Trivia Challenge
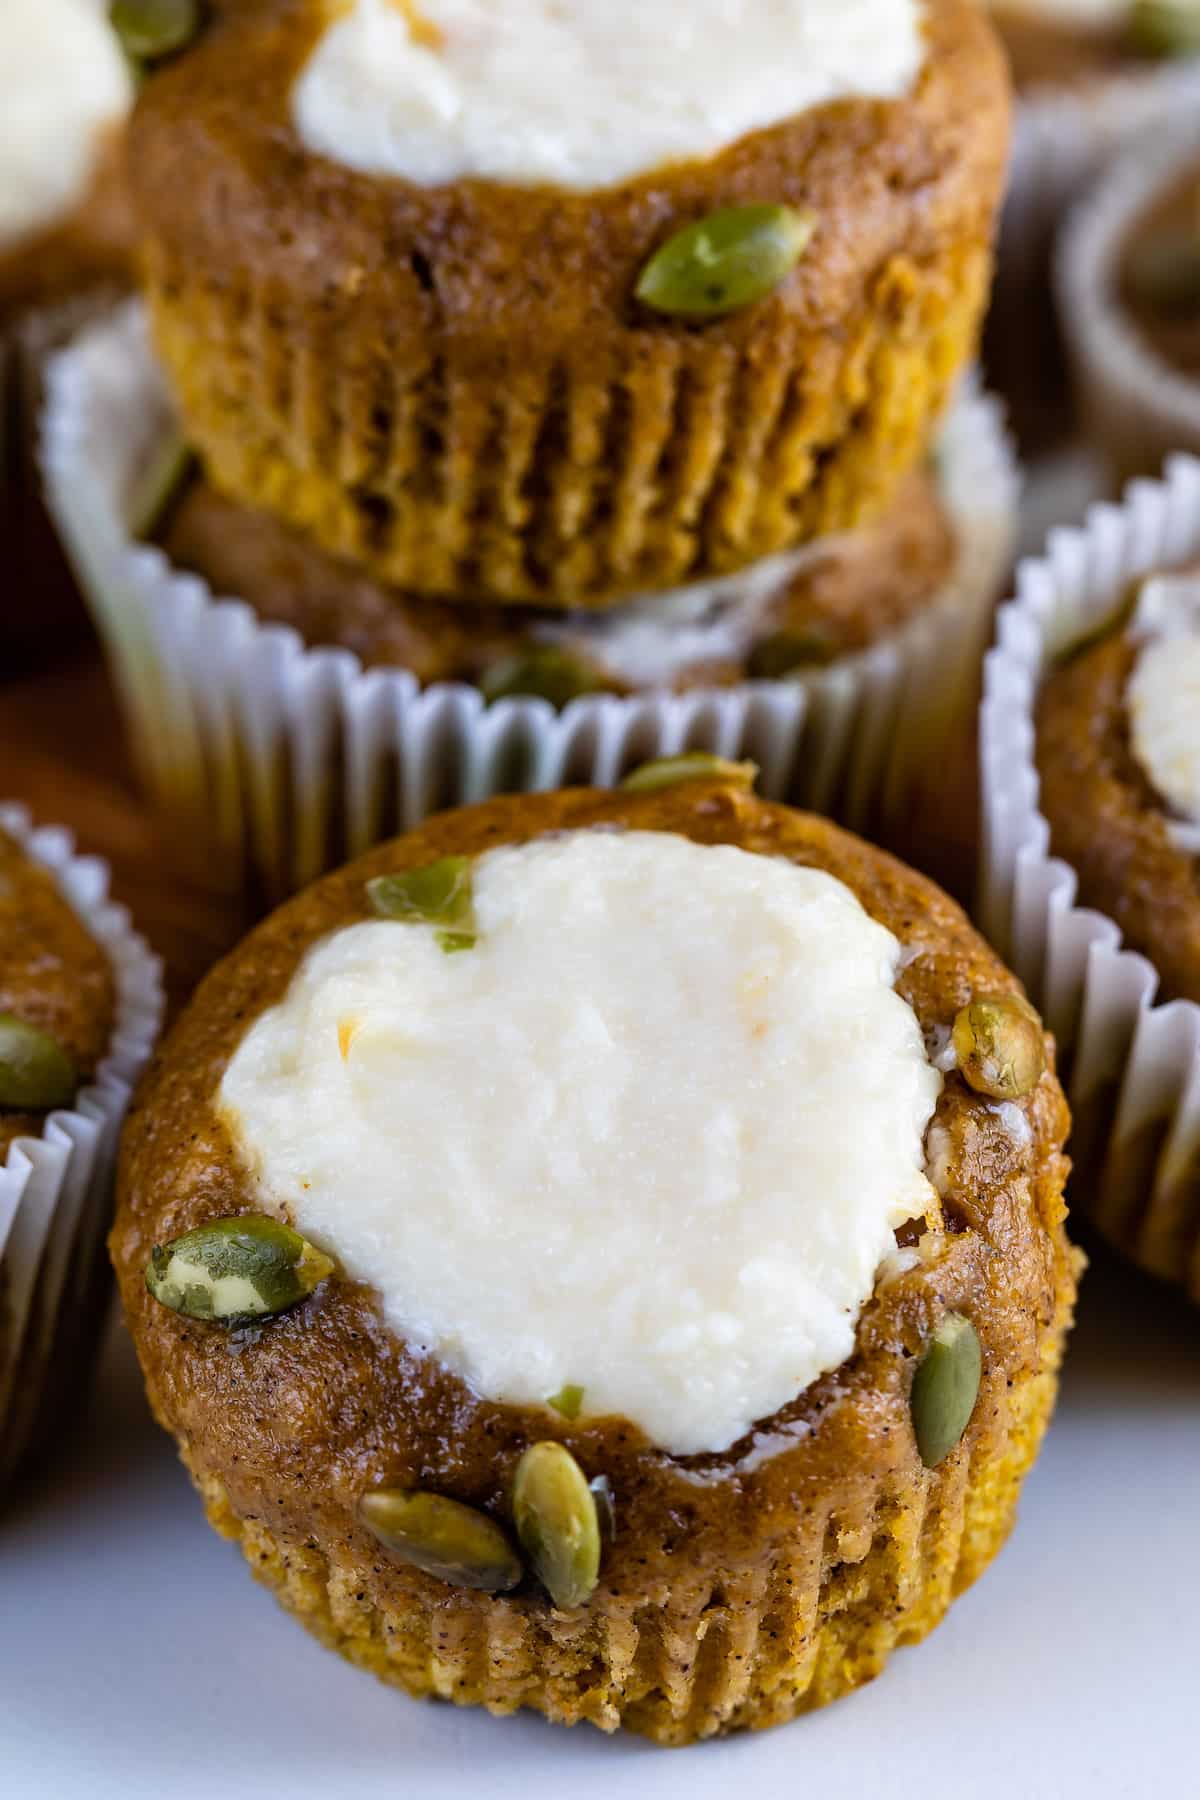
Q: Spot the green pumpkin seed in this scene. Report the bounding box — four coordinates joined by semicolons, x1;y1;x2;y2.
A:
0;1014;78;1112
480;647;607;710
910;1313;982;1469
144;1215;334;1325
747;627;837;678
512;1441;601;1610
367;857;477;954
636;205;815;321
109;0;202;62
1128;0;1200;59
546;1384;585;1421
951;994;1045;1101
620;753;759;794
128;432;194;541
1125;230;1200;318
359;1488;522;1593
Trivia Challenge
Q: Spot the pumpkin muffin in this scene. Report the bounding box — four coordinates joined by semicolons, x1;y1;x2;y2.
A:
1;814;161;1490
1035;564;1200;1295
990;1;1200;92
112;772;1077;1743
1037;570;1200;1007
128;0;1010;609
1;0;137;669
155;460;958;696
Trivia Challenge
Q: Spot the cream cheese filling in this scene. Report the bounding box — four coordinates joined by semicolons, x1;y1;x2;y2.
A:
293;0;928;192
1127;574;1200;854
219;829;942;1455
0;0;133;253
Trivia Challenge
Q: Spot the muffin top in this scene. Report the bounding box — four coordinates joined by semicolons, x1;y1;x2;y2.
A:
0;828;116;1158
293;0;929;191
1037;572;1200;1002
0;0;133;255
114;781;1070;1573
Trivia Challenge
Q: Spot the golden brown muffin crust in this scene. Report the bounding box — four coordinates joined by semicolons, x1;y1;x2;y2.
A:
112;787;1073;1650
0;829;116;1157
129;0;1009;605
1036;624;1200;1004
157;464;958;687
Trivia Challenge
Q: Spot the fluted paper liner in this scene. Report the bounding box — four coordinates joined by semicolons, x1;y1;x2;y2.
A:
1057;110;1200;484
0;807;162;1486
988;63;1200;450
188;1325;1065;1743
43;304;1017;901
981;455;1200;1300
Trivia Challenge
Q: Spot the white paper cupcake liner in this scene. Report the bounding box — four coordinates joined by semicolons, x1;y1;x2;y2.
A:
0;806;162;1486
988;61;1200;449
42;303;1017;902
1056;109;1200;485
981;454;1200;1300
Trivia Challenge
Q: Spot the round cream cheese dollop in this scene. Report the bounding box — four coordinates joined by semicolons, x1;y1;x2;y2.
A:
0;0;134;252
219;830;942;1456
293;0;929;193
1127;574;1200;851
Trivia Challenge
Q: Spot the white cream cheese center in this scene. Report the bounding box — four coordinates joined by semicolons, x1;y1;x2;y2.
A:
1127;574;1200;850
219;830;941;1455
0;0;134;252
293;0;928;192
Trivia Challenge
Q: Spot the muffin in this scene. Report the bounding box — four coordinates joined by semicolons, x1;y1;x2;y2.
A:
1058;112;1200;482
0;0;137;669
112;772;1077;1743
983;3;1200;452
127;0;1010;609
981;453;1200;1303
44;303;1017;898
1;806;162;1490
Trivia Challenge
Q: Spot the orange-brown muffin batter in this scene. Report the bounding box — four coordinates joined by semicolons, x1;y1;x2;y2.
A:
112;783;1076;1743
0;829;115;1158
129;0;1009;608
1037;616;1200;1005
157;464;957;690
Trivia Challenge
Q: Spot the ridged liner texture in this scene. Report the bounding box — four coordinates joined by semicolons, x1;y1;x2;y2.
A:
187;1335;1065;1744
982;455;1200;1301
1056;109;1200;486
0;806;163;1490
985;59;1200;452
42;304;1018;903
141;234;990;609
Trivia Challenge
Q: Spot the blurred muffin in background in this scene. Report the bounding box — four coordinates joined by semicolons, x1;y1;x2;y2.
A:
1;0;136;670
130;0;1010;609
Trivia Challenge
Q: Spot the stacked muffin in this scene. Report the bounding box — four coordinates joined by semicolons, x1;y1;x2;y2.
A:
47;0;1016;892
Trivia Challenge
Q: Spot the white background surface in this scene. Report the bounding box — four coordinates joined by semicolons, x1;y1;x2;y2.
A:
1;1233;1196;1800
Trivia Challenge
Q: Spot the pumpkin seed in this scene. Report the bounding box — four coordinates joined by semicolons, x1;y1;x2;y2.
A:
636;205;815;320
109;0;201;62
1128;0;1200;59
144;1215;334;1324
546;1384;585;1421
910;1313;982;1469
481;647;607;709
0;1014;77;1112
367;857;477;954
512;1441;601;1609
951;994;1045;1101
359;1488;522;1593
620;753;758;794
747;627;837;678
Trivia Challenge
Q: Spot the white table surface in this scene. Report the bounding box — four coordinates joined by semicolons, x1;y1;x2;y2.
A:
1;1234;1196;1800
